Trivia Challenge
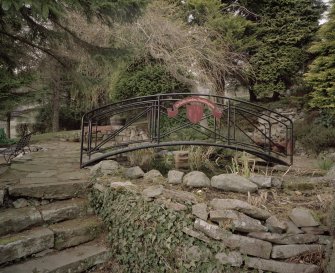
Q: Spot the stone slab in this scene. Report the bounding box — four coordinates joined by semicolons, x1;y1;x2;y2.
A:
0;207;42;236
210;198;271;220
222;234;272;259
0;227;54;264
0;243;109;273
289;208;319;227
211;174;258;193
245;257;320;273
9;181;89;199
271;244;324;259
162;189;197;204
248;232;318;245
39;198;88;224
49;217;103;250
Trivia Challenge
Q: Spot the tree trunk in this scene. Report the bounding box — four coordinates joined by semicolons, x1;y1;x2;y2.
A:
52;87;60;132
6;112;11;139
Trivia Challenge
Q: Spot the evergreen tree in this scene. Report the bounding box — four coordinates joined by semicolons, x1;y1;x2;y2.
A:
0;0;147;131
244;0;325;100
305;0;335;121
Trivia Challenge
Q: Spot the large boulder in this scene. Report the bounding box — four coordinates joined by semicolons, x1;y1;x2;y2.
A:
211;174;258;193
183;171;210;188
90;160;119;175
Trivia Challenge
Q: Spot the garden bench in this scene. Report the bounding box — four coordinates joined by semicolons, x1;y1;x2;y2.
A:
0;132;33;163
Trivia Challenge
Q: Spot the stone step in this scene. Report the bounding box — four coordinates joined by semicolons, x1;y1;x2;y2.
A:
8;181;89;199
0;242;109;273
39;198;89;224
0;227;54;264
0;207;42;236
49;216;103;250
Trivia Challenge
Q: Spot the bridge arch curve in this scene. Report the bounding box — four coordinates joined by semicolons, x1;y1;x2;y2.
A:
80;94;293;168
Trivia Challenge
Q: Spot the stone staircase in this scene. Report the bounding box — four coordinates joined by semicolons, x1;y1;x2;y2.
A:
0;141;109;273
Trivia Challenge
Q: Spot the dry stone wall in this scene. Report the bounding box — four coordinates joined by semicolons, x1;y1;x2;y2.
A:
89;160;332;273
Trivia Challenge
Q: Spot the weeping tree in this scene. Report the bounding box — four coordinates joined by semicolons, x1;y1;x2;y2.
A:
0;0;147;132
111;1;250;99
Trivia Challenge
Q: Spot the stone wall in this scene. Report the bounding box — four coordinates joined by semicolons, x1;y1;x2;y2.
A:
89;161;331;273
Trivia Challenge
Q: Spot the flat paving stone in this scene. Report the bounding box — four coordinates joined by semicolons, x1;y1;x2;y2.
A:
8;181;89;199
39;198;88;224
49;216;103;250
0;243;109;273
26;170;58;178
0;207;42;236
0;227;54;264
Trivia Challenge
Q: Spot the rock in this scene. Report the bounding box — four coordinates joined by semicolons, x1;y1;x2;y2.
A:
90;160;119;175
13;198;29;208
248;232;319;245
210;199;271;220
124;166;144;179
245;257;321;273
284;220;303;234
271;177;283;188
0;227;54;264
318;235;332;245
29;199;41;207
0;207;43;236
167;170;184;184
192;203;208;221
182;227;211;243
222;234;272;259
156;199;187;211
8;181;89;200
183;171;210;188
210;210;267;233
211;174;258;193
144;170;163;182
162;189;197;204
0;243;109;273
0;190;4;206
110;181;135;189
301;226;328;235
271;244;324;259
194;218;230;240
142;185;164;198
289;208;319;227
266;216;286;234
249;175;272;188
49;217;103;250
40;199;88;224
215;251;243;267
26;170;58;178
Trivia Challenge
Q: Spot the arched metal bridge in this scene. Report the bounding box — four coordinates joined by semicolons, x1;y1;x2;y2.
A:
80;93;293;168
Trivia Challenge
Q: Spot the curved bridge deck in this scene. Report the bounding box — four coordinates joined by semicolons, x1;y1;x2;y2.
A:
80;94;293;168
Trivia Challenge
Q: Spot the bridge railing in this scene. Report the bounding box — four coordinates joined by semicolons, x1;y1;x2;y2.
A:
80;93;293;168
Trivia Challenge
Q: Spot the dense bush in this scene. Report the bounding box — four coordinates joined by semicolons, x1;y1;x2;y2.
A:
112;63;190;101
294;122;335;154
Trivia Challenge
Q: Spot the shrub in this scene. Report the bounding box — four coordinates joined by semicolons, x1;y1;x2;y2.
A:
294;122;335;154
112;63;190;101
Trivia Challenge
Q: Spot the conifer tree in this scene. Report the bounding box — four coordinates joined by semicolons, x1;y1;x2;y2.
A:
305;0;335;120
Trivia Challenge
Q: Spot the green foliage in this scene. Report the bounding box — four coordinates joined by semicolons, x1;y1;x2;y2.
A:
90;188;247;273
0;128;16;146
295;121;335;154
112;63;190;101
247;0;325;98
305;0;335;117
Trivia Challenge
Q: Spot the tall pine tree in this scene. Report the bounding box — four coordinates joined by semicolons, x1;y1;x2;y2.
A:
305;0;335;122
